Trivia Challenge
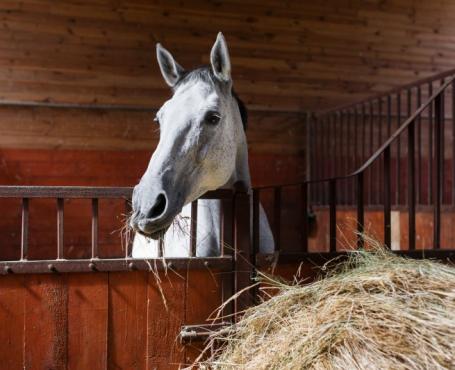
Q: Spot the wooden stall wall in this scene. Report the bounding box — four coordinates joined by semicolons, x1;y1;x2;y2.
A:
0;269;224;369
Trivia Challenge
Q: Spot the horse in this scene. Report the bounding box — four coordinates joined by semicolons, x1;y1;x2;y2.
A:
129;33;274;257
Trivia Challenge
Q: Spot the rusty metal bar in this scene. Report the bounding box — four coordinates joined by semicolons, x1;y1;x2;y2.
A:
384;146;392;249
408;122;416;250
179;323;231;343
368;102;374;205
91;198;99;259
0;257;233;275
252;189;260;302
350;110;355;204
57;198;64;259
417;85;422;204
273;187;282;252
233;191;252;318
329;180;337;252
252;189;260;259
301;183;309;253
124;199;132;258
0;186;233;200
429;82;434;204
396;92;401;205
21;198;29;260
434;94;443;249
362;104;366;194
357;173;364;249
377;98;383;204
453;81;455;205
190;200;198;257
158;237;164;257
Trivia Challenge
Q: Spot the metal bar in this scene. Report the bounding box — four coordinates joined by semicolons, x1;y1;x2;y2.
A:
354;108;358;171
21;198;29;260
252;189;260;261
434;94;442;249
91;198;98;259
408;123;416;250
179;323;231;343
329;180;337;252
384;147;392;249
57;198;64;259
346;110;352;204
190;200;198;257
429;82;434;204
339;111;344;203
0;186;232;200
301;183;309;252
368;102;374;205
377;98;383;204
340;111;348;204
252;189;260;302
273;187;282;251
233;191;252;318
357;173;364;249
124;199;132;258
158;237;164;257
396;92;401;205
362;104;366;186
0;257;233;275
417;85;422;204
453;81;455;205
441;80;446;204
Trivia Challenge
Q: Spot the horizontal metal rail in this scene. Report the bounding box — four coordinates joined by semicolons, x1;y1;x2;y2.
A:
0;186;235;199
0;257;232;275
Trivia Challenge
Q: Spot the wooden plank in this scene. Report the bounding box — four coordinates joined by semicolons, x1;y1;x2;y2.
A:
107;271;148;370
0;275;25;369
23;274;68;370
145;269;186;369
184;269;223;366
67;273;108;370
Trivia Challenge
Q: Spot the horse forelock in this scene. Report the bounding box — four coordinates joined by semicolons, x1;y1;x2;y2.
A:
172;66;247;130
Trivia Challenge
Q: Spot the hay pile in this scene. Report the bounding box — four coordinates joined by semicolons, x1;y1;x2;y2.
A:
199;248;455;369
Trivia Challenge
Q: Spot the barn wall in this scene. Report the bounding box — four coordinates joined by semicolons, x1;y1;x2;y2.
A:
0;264;310;370
0;1;454;111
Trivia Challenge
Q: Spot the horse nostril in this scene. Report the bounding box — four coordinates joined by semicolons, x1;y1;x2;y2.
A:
146;193;167;219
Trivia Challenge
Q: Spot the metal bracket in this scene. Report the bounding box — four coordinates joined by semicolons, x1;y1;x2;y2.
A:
179;322;231;343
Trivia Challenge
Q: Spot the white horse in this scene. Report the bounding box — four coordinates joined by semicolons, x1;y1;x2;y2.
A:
130;33;274;257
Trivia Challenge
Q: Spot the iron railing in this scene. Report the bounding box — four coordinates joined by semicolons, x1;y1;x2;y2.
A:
303;74;455;251
309;68;455;207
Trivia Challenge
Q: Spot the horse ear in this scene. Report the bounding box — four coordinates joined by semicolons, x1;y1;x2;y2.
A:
156;43;185;87
210;32;231;82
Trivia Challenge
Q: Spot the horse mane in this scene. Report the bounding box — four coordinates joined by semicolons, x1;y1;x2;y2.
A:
173;66;248;130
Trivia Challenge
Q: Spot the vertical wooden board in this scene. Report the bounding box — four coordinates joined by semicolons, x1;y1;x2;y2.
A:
184;269;223;366
67;273;108;370
0;275;24;369
23;274;68;370
108;271;148;370
146;269;186;370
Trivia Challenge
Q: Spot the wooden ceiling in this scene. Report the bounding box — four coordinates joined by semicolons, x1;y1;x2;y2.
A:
0;0;454;113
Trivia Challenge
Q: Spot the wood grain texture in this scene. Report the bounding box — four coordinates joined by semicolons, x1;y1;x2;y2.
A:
67;273;108;370
23;274;68;370
108;271;148;370
0;1;451;112
0;275;25;370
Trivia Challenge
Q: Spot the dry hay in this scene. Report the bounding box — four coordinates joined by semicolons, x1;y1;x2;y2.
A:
198;244;455;369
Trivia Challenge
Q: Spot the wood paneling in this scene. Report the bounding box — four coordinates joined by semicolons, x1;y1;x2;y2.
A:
0;106;304;154
0;1;451;112
0;269;234;370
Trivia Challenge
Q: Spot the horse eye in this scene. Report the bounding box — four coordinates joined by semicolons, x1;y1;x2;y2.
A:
204;111;221;125
153;116;160;125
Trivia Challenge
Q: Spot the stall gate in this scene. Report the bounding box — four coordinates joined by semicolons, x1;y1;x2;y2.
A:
1;69;455;369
